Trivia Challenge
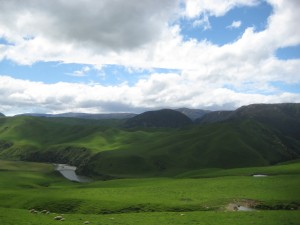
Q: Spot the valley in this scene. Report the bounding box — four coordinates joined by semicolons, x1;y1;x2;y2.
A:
0;103;299;224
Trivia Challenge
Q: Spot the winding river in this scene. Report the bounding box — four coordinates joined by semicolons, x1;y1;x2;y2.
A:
54;164;91;182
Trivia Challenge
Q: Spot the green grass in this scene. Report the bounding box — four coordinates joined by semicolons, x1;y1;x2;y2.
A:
0;160;299;225
176;159;300;178
0;159;53;171
1;207;300;225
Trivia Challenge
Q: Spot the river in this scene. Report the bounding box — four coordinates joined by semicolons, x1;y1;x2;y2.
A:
54;164;91;182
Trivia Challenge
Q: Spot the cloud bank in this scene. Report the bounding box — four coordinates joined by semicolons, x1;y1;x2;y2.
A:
1;74;299;116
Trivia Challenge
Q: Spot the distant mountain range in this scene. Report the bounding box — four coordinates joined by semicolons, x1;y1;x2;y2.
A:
5;108;210;121
17;112;137;120
2;104;299;124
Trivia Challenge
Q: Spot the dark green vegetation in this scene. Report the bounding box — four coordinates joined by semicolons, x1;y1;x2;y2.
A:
175;108;211;121
197;103;300;135
0;160;300;225
0;103;299;178
124;108;193;128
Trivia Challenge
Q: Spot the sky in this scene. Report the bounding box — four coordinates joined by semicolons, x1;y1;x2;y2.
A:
0;0;299;116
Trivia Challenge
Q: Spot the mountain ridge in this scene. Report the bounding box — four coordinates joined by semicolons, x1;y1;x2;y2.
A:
15;108;209;121
16;112;137;120
174;108;210;121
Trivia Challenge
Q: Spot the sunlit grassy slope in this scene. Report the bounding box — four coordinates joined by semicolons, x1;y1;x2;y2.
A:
0;115;299;177
0;160;299;225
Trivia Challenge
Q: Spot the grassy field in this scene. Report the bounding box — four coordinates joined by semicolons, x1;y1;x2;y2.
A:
1;207;300;225
0;160;299;224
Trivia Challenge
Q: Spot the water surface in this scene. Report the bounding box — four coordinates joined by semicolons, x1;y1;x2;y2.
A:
54;164;91;182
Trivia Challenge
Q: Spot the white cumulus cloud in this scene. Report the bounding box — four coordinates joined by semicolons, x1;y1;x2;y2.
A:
68;66;91;77
192;13;212;30
1;73;299;116
227;20;242;29
0;0;178;52
183;0;259;18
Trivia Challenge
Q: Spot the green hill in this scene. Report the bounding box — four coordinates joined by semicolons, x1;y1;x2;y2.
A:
196;103;300;142
233;103;300;139
1;106;299;178
82;119;299;177
197;104;300;137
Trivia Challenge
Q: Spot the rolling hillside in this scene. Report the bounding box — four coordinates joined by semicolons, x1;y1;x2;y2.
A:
197;103;300;134
83;119;300;177
0;104;299;178
196;103;300;149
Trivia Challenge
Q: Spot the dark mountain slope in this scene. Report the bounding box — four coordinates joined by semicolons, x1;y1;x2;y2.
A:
196;103;300;138
175;108;210;120
195;110;233;124
233;103;300;139
195;103;300;166
124;109;193;128
197;103;300;122
234;103;300;119
0;113;5;118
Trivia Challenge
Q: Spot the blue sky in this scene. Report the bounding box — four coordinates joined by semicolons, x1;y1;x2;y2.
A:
276;45;300;60
0;0;299;115
179;0;273;45
0;60;180;86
